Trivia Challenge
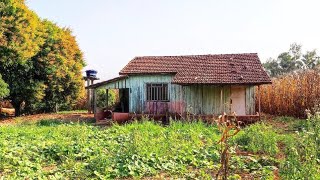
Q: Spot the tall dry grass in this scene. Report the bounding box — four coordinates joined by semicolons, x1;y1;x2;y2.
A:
257;70;320;118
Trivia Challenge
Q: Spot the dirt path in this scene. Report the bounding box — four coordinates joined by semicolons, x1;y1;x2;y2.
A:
0;112;95;125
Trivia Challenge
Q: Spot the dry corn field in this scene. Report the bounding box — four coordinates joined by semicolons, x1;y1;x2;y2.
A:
257;70;320;118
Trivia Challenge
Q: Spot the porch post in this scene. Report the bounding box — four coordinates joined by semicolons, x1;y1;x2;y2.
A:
258;85;261;121
87;81;91;113
220;87;224;114
106;89;109;108
93;89;97;117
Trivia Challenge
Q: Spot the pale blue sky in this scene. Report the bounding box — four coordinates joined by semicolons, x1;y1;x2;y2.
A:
26;0;320;81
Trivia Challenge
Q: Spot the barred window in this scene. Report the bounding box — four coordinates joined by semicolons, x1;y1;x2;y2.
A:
146;83;169;101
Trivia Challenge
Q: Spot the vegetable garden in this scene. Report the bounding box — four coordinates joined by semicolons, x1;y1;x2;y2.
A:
1;116;319;179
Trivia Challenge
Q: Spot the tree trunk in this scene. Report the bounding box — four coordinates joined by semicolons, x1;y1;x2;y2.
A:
12;100;22;116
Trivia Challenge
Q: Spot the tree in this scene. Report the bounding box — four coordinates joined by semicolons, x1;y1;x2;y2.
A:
263;43;319;77
263;58;282;77
0;0;45;62
0;0;46;115
31;21;85;112
302;50;320;69
0;74;9;99
0;0;85;115
278;52;296;73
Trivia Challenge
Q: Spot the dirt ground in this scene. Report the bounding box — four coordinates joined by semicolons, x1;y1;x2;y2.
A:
0;112;95;125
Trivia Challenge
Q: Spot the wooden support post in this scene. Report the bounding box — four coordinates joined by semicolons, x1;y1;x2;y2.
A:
220;87;224;114
106;89;109;108
93;89;97;116
258;85;261;121
87;80;91;114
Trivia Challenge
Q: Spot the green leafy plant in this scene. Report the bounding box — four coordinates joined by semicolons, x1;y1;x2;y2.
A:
234;123;279;156
0;74;9;99
280;113;320;179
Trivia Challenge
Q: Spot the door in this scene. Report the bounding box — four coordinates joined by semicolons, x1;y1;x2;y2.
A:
119;88;129;113
230;86;246;115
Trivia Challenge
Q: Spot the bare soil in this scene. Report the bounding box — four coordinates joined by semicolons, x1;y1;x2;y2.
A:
0;112;94;125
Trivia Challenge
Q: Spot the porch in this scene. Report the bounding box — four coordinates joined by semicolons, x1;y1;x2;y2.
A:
89;75;263;125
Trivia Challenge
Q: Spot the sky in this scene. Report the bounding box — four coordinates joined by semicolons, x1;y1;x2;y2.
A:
26;0;320;81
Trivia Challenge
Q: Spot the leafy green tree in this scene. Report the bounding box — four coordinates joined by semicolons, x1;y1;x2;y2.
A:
0;74;9;99
278;52;297;73
0;0;46;115
263;43;319;77
302;50;320;69
31;21;85;112
289;43;302;61
0;0;85;115
0;0;45;62
263;58;282;77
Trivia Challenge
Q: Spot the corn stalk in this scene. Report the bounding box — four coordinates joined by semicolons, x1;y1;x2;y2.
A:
257;70;320;118
215;112;241;180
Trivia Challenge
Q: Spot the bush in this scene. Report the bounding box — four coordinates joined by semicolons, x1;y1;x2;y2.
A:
233;123;279;156
96;88;118;108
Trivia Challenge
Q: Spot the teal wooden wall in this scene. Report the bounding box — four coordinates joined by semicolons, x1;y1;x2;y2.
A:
183;85;231;115
96;75;255;115
245;86;255;115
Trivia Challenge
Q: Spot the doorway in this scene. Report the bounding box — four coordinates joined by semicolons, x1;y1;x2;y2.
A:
230;86;246;115
118;88;129;113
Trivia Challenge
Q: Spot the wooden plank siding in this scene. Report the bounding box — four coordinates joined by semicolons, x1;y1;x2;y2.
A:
245;86;255;115
96;75;256;115
183;85;231;115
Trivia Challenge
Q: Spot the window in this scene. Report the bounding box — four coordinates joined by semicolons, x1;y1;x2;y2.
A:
146;83;169;101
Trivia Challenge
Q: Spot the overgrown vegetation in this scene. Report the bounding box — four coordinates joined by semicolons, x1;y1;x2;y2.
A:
1;116;319;179
258;70;320;118
279;113;320;179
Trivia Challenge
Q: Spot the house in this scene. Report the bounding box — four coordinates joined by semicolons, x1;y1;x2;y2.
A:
87;53;271;122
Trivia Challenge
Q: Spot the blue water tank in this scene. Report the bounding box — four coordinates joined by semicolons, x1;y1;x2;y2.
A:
86;70;97;78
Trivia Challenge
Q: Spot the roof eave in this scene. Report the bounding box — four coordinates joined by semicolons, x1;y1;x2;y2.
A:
86;76;128;89
172;81;272;86
119;72;177;76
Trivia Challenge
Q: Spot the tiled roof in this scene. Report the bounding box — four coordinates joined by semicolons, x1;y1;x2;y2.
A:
119;53;271;85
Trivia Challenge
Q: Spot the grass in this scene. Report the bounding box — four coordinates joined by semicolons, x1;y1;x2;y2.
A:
57;110;87;114
0;116;319;179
